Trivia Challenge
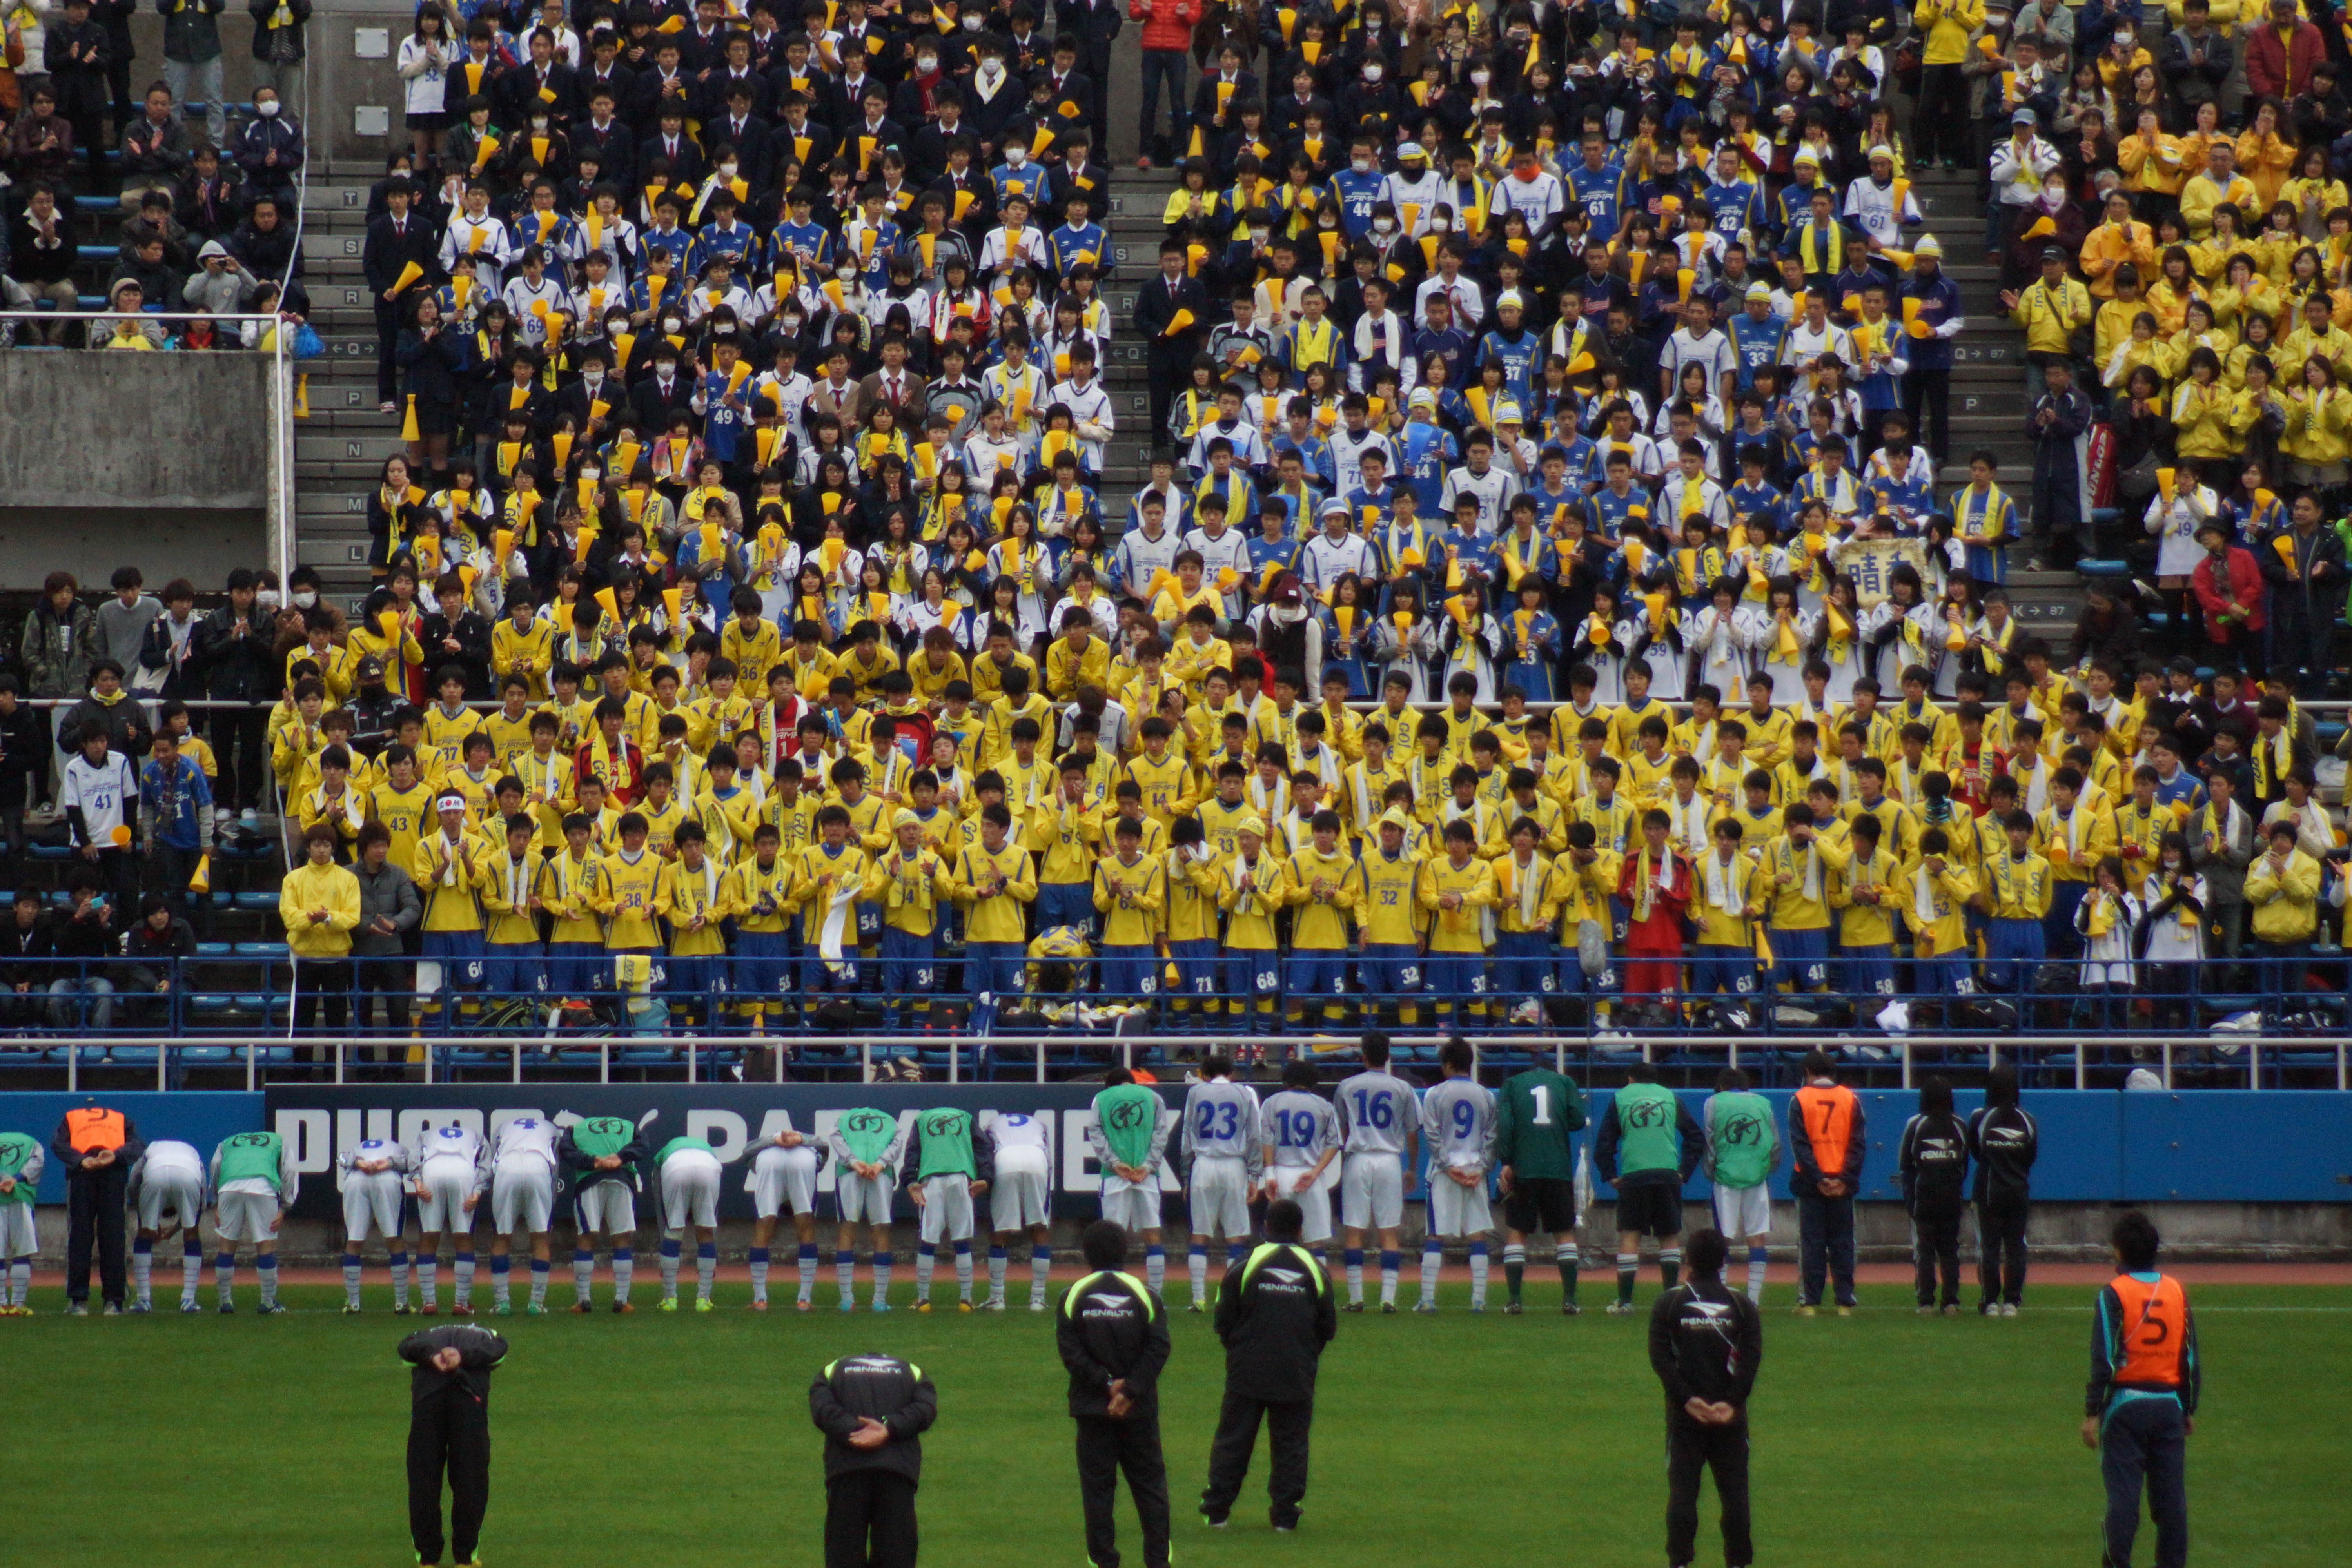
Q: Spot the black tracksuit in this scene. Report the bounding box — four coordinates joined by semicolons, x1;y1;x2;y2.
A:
809;1353;937;1568
1897;1111;1971;1308
51;1109;145;1307
1965;1103;2039;1308
399;1324;508;1566
1202;1241;1337;1529
1648;1275;1764;1568
1057;1269;1173;1568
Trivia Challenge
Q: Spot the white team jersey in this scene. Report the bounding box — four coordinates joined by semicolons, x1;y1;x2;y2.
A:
1421;1078;1498;1172
338;1138;412;1181
1335;1071;1420;1156
1260;1090;1339;1170
138;1139;206;1182
415;1122;486;1175
981;1111;1051;1165
491;1116;559;1173
1181;1078;1262;1164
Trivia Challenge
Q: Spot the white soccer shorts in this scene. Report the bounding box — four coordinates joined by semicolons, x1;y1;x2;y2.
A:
0;1205;34;1256
1340;1152;1405;1231
491;1163;555;1234
661;1150;723;1231
342;1170;406;1243
1712;1183;1773;1240
212;1191;282;1245
136;1172;205;1233
837;1172;896;1227
748;1143;819;1220
1187;1154;1250;1239
575;1182;638;1236
917;1173;975;1245
416;1157;477;1233
989;1152;1051;1232
1426;1170;1494;1238
1099;1179;1161;1233
1267;1167;1333;1243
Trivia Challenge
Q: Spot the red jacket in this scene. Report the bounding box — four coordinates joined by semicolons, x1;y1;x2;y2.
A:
1128;0;1199;53
2190;545;2265;643
2247;19;2326;100
1615;845;1691;949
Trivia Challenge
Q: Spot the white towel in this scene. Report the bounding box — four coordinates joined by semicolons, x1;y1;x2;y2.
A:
817;876;860;971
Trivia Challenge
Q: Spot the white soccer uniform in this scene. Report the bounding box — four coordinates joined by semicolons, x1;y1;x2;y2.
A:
1260;1088;1341;1244
487;1117;559;1233
828;1112;907;1226
1420;1077;1498;1237
916;1174;974;1245
748;1127;823;1220
1335;1070;1419;1230
338;1138;412;1243
1086;1097;1173;1233
129;1139;208;1232
981;1111;1051;1231
209;1138;299;1244
413;1123;487;1232
575;1179;637;1235
661;1145;724;1230
1180;1078;1261;1239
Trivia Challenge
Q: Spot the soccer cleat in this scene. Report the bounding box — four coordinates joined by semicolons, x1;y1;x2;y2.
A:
612;1301;634;1314
694;1298;712;1313
796;1300;813;1312
749;1299;770;1312
1794;1305;1817;1317
1029;1301;1046;1312
1604;1301;1634;1316
1917;1305;1935;1316
570;1301;593;1314
1836;1305;1854;1318
420;1302;439;1316
494;1303;512;1316
1562;1302;1583;1316
659;1297;677;1313
1341;1301;1363;1313
257;1301;285;1315
1200;1512;1229;1529
130;1303;152;1314
1186;1302;1203;1314
103;1303;123;1316
216;1303;234;1315
2000;1303;2020;1318
1380;1303;1397;1314
983;1298;1005;1312
451;1303;474;1318
958;1300;972;1312
837;1297;855;1313
1414;1302;1437;1314
344;1304;365;1315
524;1303;546;1316
1468;1305;1486;1315
393;1305;413;1316
1503;1302;1523;1316
1940;1304;1962;1316
180;1300;200;1314
872;1301;891;1313
917;1301;933;1313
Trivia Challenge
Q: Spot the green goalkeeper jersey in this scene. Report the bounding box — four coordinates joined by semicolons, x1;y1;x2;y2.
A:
915;1109;976;1180
1093;1083;1162;1173
571;1116;636;1159
215;1131;287;1191
836;1108;900;1167
0;1132;37;1205
1494;1069;1588;1181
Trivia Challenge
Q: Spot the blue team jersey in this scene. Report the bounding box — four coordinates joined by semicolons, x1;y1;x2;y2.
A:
699;368;747;461
1567;164;1625;244
1330;168;1387;238
1398;422;1458;512
1477;328;1541;403
1728;312;1789;391
1704;180;1760;241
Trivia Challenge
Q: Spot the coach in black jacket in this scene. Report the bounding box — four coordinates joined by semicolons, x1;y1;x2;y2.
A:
399;1323;509;1568
810;1352;938;1568
1059;1220;1172;1568
1648;1228;1763;1568
1201;1199;1336;1532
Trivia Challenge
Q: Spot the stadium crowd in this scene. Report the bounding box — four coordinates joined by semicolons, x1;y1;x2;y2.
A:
6;0;2352;1040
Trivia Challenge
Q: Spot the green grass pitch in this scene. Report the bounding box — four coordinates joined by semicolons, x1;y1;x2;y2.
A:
10;1279;2347;1566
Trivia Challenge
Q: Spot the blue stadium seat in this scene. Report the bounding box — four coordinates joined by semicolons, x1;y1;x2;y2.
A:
232;891;281;912
233;941;290;959
2075;559;2132;578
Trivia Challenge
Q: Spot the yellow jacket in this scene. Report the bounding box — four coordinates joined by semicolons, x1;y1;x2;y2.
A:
480;845;544;946
2235;130;2297;208
2082;220;2161;298
2009;277;2093;355
866;843;956;938
410;829;491;933
280;860;362;957
1913;0;1984;65
1279;846;1360;946
1489;850;1558;937
2178;171;2260;240
1044;635;1111;701
952;838;1038;943
2274;322;2352;390
2245;845;2323;940
1688;848;1759;947
1417;852;1498;952
1828;848;1902;947
1896;857;1977;955
2169;379;2238;459
2282;384;2352;463
2037;802;2117;883
2116;131;2186;196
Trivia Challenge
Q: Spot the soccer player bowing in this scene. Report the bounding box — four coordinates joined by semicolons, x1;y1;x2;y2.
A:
1058;1220;1174;1568
1649;1228;1764;1568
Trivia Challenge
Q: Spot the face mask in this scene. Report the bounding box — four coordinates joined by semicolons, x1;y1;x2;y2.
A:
583;367;605;385
1363;63;1384;81
1470;69;1490;85
916;55;937;71
1252;226;1270;243
656;359;679;376
256;590;281;612
964;12;982;26
293;590;317;609
719;160;739;178
784;313;804;332
1351;156;1373;173
532;116;550;131
581;468;602;485
1372;218;1395;235
837;264;858;280
258;100;281;118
